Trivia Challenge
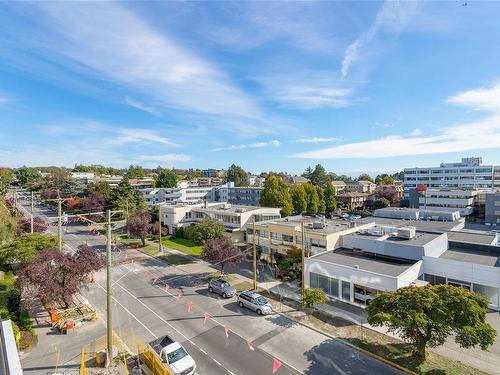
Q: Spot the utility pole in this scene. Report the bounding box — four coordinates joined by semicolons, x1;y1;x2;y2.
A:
158;205;162;253
125;199;130;236
105;210;113;368
252;216;257;291
301;222;305;294
57;192;62;252
30;191;34;234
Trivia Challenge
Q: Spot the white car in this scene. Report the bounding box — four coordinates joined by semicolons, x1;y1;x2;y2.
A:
151;335;196;375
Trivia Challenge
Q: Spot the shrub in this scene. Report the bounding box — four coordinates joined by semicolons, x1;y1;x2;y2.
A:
301;288;327;308
175;226;184;238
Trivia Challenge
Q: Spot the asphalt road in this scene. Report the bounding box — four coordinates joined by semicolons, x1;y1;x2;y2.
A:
17;195;404;375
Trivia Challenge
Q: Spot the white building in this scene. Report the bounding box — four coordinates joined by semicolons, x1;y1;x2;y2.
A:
419;189;478;216
404;157;500;198
140;180;216;206
160;202;281;243
305;223;500;310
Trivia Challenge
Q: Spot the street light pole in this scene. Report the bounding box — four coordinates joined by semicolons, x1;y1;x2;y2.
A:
30;191;34;234
252;216;257;291
57;192;62;252
158;205;162;253
301;222;305;294
105;209;113;368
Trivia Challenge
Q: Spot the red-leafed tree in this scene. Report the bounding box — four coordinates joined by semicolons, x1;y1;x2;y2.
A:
127;209;152;246
374;189;402;205
16;216;47;235
16;244;104;308
77;192;105;213
201;237;244;273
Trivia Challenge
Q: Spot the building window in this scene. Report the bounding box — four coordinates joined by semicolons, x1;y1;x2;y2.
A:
473;284;499;308
341;281;351;302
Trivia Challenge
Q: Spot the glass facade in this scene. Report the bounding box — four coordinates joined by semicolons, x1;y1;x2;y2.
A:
341;280;351;302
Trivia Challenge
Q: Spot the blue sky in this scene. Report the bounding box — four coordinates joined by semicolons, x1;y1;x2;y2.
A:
1;1;500;176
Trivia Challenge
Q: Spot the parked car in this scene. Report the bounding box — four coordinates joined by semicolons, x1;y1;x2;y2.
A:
237;290;273;315
150;335;196;375
208;278;236;298
354;287;376;304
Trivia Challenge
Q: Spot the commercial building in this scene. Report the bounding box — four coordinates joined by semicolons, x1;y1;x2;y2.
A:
417;189;479;216
141;181;215;206
485;191;500;226
373;207;462;222
305;224;500;310
404;157;500;198
160;203;281;243
246;216;374;262
196;177;223;187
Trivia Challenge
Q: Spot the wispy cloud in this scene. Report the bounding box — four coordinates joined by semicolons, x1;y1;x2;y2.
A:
138;154;191;163
410;128;422;136
0;92;20;106
124;97;161;117
341;1;418;79
8;2;259;119
209;139;281;152
295;82;500;159
109;128;179;147
295;137;338;143
272;85;353;109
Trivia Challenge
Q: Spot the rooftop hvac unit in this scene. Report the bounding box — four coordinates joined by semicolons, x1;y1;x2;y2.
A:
222;203;232;209
313;222;325;229
306;223;314;229
397;226;416;239
235;208;247;213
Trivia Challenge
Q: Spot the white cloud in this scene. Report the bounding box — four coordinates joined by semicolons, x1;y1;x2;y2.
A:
272;85;353;109
20;2;259;118
295;82;500;159
296;137;338;143
124;97;161;116
410;128;422;136
138;154;191;163
383;122;394;128
341;1;418;78
209;139;281;152
109;128;179;147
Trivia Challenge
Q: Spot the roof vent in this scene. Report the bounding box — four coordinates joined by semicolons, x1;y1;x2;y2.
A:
354;265;359;269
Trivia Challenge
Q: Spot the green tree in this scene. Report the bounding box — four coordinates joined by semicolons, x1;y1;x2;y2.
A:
375;174;395;185
309;164;328;187
226;164;250;187
0;169;13;196
303;183;319;215
154;168;178;188
301;288;327;308
83;181;112;200
14;167;40;187
0;233;57;265
191;217;224;245
316;186;326;213
324;181;337;213
367;285;496;359
358;173;374;183
186;169;202;181
373;198;390;209
124;165;146;179
0;202;17;245
291;184;307;215
302;166;313;179
108;177;145;213
259;175;293;216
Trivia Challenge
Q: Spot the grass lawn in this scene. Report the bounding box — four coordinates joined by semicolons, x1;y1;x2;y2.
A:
116;234;159;256
157;254;192;266
206;272;238;283
160;236;203;256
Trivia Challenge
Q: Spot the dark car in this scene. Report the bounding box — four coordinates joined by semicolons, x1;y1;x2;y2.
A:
208;278;236;298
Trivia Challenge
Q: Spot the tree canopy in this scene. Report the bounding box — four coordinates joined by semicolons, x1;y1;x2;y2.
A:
83;181;112;200
291;184;307;215
14;167;40;187
259;175;293;216
188;217;224;245
373;198;390;210
367;285;496;359
127;209;153;246
201;237;243;273
375;174;395;185
324;181;337;213
0;202;17;245
309;164;328;187
226;164;250;187
124;165;146;179
0;233;58;265
358;173;374;183
303;183;319;215
0;169;13;196
154;168;178;188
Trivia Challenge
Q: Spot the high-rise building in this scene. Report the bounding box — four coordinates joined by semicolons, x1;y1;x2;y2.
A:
404;157;500;198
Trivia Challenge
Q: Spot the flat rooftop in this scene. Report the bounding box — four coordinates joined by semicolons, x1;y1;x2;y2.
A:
312;248;416;277
354;216;463;233
255;216;354;234
447;231;497;246
347;230;442;247
196;204;272;213
440;248;500;267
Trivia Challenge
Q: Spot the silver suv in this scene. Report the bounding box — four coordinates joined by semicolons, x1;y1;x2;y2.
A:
237;290;272;315
208;278;236;298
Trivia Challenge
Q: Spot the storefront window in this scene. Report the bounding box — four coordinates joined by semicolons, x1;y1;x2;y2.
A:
473;284;499;307
341;281;350;302
329;278;339;298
